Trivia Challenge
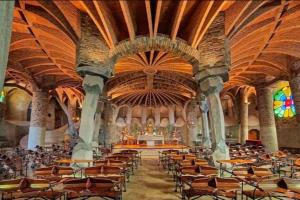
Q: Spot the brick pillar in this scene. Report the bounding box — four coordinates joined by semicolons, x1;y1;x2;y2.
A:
256;87;278;152
28;90;48;150
290;75;300;123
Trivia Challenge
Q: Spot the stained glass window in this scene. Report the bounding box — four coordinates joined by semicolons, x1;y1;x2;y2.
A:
274;86;296;118
0;91;5;103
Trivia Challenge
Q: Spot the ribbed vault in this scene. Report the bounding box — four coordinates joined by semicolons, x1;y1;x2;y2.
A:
106;51;197;106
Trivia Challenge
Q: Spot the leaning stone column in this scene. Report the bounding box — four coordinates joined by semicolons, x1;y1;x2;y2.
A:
199;94;212;148
256;87;278;152
200;76;230;163
92;100;105;147
28;89;48;150
240;87;249;144
0;1;14;89
72;74;104;161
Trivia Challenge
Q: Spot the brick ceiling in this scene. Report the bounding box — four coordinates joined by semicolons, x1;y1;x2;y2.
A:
6;0;300;106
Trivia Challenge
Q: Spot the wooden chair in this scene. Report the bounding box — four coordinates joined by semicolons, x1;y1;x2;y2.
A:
242;178;296;199
85;165;126;192
0;178;63;200
182;177;240;200
62;177;122;200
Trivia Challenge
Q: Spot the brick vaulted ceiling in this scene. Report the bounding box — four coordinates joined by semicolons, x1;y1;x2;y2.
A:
6;0;300;106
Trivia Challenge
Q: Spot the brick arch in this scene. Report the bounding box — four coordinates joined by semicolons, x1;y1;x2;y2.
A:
107;35;202;70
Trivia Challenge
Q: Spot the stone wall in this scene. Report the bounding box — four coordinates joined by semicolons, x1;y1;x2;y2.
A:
276;118;300;148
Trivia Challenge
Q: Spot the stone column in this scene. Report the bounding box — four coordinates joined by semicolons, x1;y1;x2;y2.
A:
256;87;278;152
72;74;104;161
68;98;77;120
199;94;211;148
290;75;300;123
92;100;104;147
0;1;14;89
200;76;230;163
168;105;175;127
28;90;48;150
46;99;56;130
240;87;249;144
187;101;198;148
154;107;160;128
126;106;132;126
141;106;147;127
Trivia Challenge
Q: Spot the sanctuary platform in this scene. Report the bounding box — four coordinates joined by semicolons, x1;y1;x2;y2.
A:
112;144;190;157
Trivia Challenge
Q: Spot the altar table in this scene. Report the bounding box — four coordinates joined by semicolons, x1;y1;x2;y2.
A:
137;135;164;146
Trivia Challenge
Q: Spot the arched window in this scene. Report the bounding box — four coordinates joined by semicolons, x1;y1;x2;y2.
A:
274;86;296;118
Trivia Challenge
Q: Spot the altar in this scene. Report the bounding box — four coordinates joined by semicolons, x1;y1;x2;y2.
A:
137;135;164;146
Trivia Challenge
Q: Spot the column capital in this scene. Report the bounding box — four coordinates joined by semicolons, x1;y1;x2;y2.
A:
199;76;224;96
77;62;113;81
82;74;104;94
194;66;229;83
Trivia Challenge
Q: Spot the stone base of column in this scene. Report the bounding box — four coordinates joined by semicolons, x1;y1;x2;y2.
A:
212;143;230;167
72;142;93;168
28;126;45;150
260;126;278;152
202;136;212;149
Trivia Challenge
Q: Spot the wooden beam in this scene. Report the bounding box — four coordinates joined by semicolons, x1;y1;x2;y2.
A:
80;1;112;48
119;0;136;40
93;1;118;46
145;0;153;37
153;0;162;37
188;1;214;47
171;0;187;40
195;0;228;48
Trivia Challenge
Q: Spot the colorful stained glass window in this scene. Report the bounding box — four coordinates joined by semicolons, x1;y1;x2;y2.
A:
0;91;5;103
274;86;296;118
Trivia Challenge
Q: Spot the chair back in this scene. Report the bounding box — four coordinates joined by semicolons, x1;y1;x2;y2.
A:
252;166;273;177
0;178;22;192
200;166;218;176
194;159;209;166
181;166;200;175
191;177;210;188
215;177;240;191
257;179;280;192
57;166;74;176
34;166;57;177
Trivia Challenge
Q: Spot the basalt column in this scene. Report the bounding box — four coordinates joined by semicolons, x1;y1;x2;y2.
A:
199;94;211;149
72;74;104;161
256;87;278;152
0;1;14;89
200;76;230;163
28;90;48;150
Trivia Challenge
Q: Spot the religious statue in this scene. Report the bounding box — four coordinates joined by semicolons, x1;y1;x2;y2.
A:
121;128;135;145
147;121;154;135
